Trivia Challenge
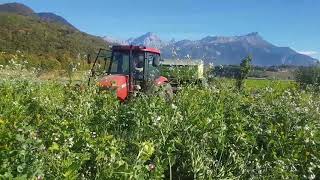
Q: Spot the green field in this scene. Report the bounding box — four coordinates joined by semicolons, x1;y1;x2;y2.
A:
0;69;320;179
208;78;297;92
246;79;296;90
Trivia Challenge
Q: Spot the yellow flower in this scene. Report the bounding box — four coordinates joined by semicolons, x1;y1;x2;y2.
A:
0;118;5;125
139;141;155;161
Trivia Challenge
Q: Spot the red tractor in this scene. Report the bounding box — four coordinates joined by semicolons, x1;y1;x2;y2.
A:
88;45;173;101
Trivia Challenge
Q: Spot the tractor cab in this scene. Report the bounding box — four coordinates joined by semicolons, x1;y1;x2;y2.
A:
88;45;171;101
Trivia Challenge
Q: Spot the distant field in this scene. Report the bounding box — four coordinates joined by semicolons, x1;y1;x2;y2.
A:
209;78;297;91
246;79;297;90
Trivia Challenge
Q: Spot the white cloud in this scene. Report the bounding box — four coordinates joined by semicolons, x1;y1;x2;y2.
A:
298;51;318;56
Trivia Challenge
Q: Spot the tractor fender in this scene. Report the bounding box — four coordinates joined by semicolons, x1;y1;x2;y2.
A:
98;75;129;101
154;76;169;86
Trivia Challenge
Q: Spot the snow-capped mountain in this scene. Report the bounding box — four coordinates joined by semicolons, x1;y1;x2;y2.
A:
102;32;318;66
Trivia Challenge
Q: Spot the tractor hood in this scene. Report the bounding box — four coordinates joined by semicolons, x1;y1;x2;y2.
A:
97;74;129;101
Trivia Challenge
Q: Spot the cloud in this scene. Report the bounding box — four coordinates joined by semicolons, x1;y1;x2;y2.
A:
298;51;318;56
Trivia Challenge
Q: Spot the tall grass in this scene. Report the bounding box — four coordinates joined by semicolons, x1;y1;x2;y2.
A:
1;72;319;179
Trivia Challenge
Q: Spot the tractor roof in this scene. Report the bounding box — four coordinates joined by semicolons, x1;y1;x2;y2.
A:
112;45;160;54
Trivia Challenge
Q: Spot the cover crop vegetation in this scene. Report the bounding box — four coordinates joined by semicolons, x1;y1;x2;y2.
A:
0;67;320;179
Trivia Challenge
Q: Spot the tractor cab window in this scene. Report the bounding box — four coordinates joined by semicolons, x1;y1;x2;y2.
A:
109;51;130;74
133;52;145;79
147;53;160;80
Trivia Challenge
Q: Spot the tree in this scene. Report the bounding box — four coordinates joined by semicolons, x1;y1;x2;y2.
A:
236;56;252;91
295;63;320;89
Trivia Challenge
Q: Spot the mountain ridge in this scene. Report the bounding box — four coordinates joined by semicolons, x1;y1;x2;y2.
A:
0;2;34;16
0;3;76;29
37;12;77;30
103;32;317;66
104;32;167;49
128;32;167;49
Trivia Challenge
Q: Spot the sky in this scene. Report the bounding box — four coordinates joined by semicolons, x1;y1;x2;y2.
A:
1;0;320;59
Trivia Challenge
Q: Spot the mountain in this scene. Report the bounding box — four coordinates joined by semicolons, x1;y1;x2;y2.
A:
0;2;34;16
127;32;167;49
0;3;77;29
161;32;317;66
103;32;167;49
104;32;316;66
37;12;77;30
0;2;106;70
103;36;128;45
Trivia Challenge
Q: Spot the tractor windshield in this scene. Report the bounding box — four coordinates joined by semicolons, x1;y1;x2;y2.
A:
108;50;144;75
109;51;130;74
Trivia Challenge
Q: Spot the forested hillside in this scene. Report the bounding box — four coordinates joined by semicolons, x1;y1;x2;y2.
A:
0;4;107;70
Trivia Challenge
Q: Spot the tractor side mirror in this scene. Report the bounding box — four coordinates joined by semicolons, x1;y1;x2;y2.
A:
87;54;92;64
152;56;160;67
